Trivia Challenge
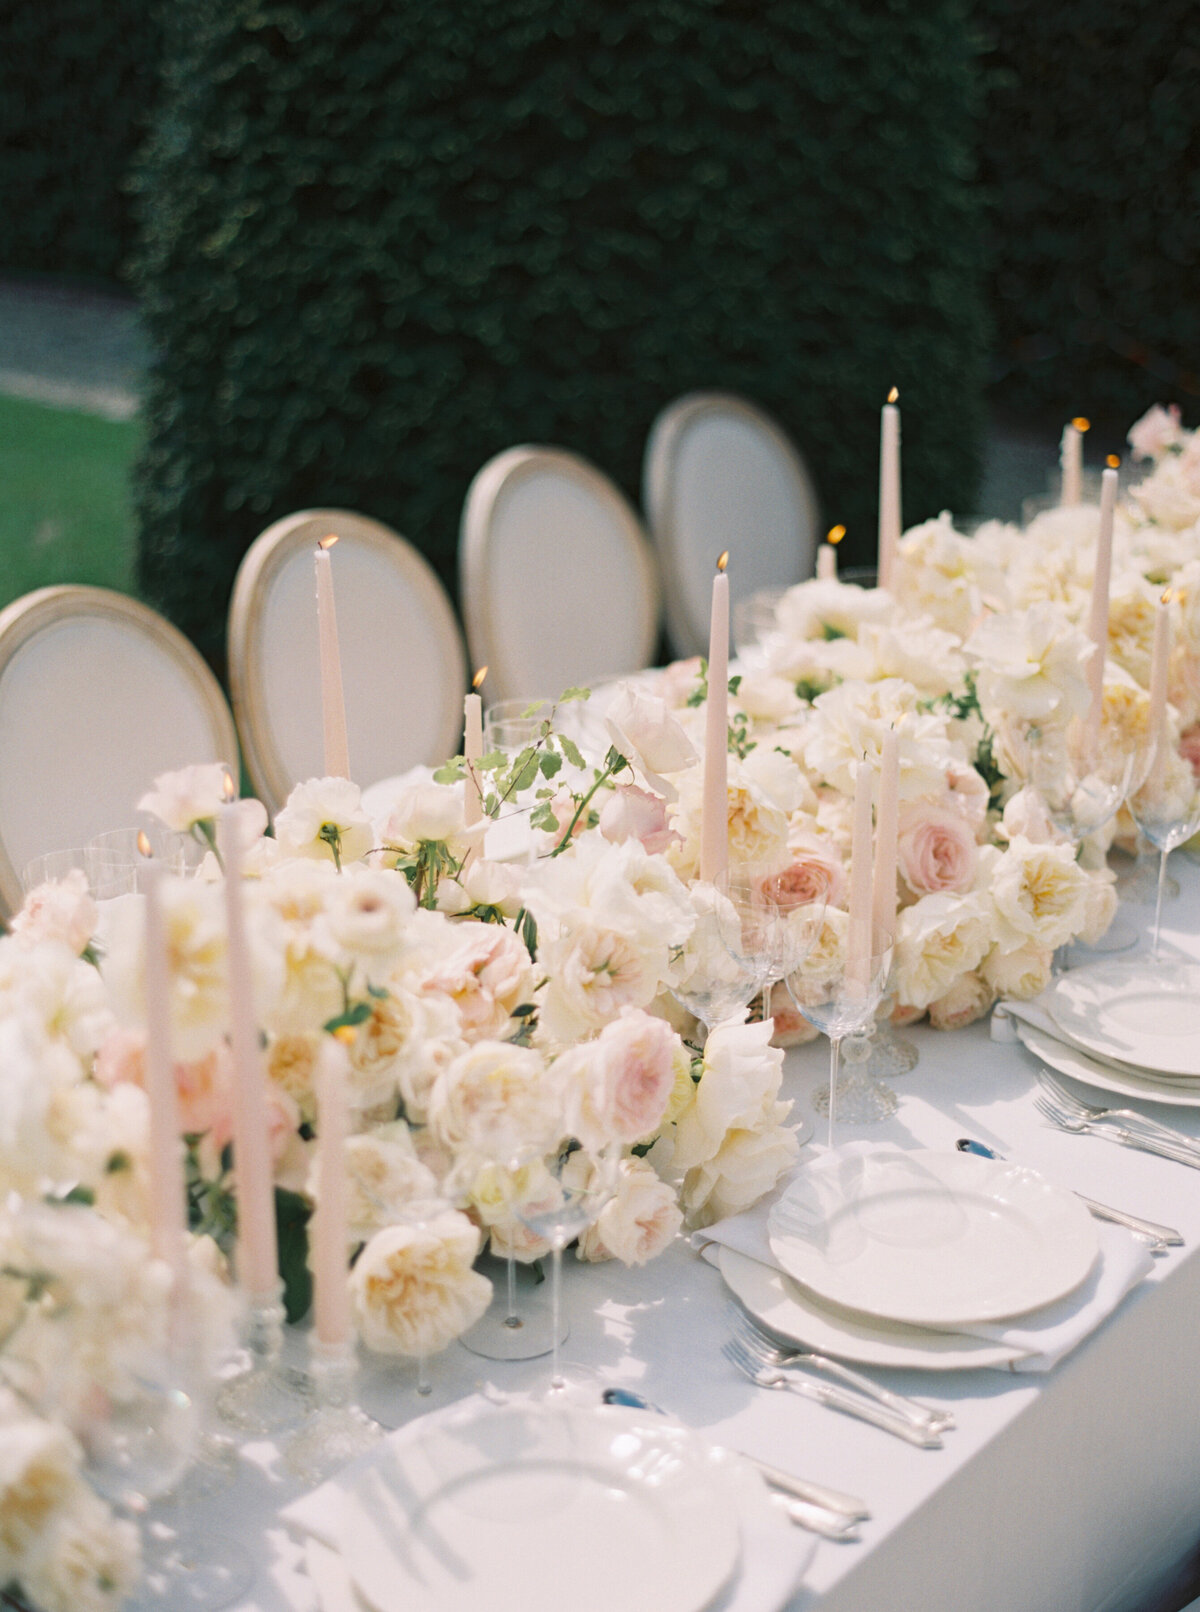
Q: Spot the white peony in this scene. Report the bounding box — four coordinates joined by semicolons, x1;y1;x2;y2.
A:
678;1119;799;1229
669;1018;787;1172
965;602;1094;724
986;837;1096;953
802;679;957;802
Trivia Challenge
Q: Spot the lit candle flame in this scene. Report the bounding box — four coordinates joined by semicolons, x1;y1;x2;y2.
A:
317;534;339;551
1106;453;1120;469
716;551;729;573
222;769;236;802
887;387;899;404
472;666;488;690
827;524;846;547
1072;416;1090;433
1162;587;1173;606
136;830;153;859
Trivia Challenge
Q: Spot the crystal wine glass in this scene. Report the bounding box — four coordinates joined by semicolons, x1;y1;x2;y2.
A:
670;882;764;1038
514;1144;620;1400
787;920;895;1141
1129;729;1200;959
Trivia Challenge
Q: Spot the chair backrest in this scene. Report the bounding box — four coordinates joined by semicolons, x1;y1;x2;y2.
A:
643;392;821;657
460;446;660;704
0;586;239;916
228;509;467;814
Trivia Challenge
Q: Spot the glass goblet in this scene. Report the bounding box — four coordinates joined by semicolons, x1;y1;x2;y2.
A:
670;882;763;1038
1129;733;1200;960
514;1144;620;1400
787;922;895;1141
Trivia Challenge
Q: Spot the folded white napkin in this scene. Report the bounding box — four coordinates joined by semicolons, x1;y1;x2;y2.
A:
695;1148;1153;1373
282;1391;810;1612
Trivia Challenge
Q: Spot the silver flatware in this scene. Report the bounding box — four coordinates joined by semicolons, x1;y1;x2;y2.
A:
1034;1092;1200;1170
955;1138;1182;1253
721;1336;944;1449
600;1386;867;1538
728;1304;955;1432
1037;1070;1200;1164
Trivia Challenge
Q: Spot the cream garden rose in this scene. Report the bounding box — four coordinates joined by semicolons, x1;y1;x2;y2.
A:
350;1208;491;1356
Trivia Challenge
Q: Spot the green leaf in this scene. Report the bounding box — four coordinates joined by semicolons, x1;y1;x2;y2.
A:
558;686;590;703
323;1000;373;1033
558;735;586;769
539;749;563;779
520;700;547;718
728;674;742;695
522;909;538;959
275;1188;313;1324
433;757;466;784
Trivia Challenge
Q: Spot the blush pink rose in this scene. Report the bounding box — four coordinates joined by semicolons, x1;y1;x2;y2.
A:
773;844;846;909
204;1080;297;1172
896;804;979;895
766;986;820;1047
1179;725;1200;781
423;925;535;1043
559;1009;681;1149
598;785;680;855
94;1027;234;1138
11;869;98;955
94;1026;147;1089
927;971;994;1031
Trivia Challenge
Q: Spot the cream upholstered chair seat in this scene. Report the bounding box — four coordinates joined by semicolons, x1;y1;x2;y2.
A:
459;446;660;705
0;586;239;916
228;510;467;815
643;392;821;658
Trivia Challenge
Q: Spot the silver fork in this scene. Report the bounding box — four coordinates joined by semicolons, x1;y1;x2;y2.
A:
721;1336;944;1449
1035;1093;1200;1170
1038;1070;1200;1163
728;1305;956;1433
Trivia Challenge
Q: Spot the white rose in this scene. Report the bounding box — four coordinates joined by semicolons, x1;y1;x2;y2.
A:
0;939;113;1063
801;679;957;802
350;1208;492;1356
0;1397;82;1568
20;1477;141;1612
322;866;414;967
537;919;665;1046
554;1009;683;1152
380;781;486;864
461;857;525;916
980;939;1053;1000
577;1157;682;1265
11;871;97;956
988;837;1094;952
427;1041;559;1162
892;891;993;1013
274;777;374;865
927;970;994;1031
336;1127;439;1242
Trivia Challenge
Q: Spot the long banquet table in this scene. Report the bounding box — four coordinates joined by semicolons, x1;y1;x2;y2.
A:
199;862;1200;1612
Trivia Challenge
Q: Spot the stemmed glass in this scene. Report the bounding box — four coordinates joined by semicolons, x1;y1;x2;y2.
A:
514;1144;620;1401
788;919;895;1141
1129;730;1200;959
79;1346;252;1611
714;869;827;1015
670;883;764;1038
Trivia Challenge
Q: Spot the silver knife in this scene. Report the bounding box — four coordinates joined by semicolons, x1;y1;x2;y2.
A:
601;1387;870;1520
956;1139;1184;1248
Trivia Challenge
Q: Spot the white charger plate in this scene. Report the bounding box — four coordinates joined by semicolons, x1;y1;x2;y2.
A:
767;1147;1098;1327
1046;960;1200;1078
1016;1022;1200;1109
718;1247;1024;1371
338;1402;751;1612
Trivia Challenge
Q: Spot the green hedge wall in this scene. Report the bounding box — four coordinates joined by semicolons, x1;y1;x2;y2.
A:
979;0;1200;422
0;0;161;282
134;0;986;667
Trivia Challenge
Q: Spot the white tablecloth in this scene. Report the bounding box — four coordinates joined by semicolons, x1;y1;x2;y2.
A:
196;863;1200;1612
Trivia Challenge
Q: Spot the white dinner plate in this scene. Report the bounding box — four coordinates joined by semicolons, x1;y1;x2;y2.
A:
718;1247;1025;1370
767;1147;1098;1327
1046;961;1200;1077
339;1402;747;1612
1016;1021;1200;1109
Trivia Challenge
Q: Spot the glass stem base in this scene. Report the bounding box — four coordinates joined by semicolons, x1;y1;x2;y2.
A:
283;1338;383;1482
216;1285;311;1436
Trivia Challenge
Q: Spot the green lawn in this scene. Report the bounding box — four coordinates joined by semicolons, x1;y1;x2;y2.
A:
0;392;140;613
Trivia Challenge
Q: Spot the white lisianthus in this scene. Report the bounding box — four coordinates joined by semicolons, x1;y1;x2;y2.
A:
577;1157;682;1265
274;776;374;865
965;602;1094;724
11;871;98;957
137;762;232;832
986;837;1096;953
350;1208;492;1356
604;683;698;797
379;781;486;865
678;1119;799;1229
669;1018;787;1172
892;891;993;1013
